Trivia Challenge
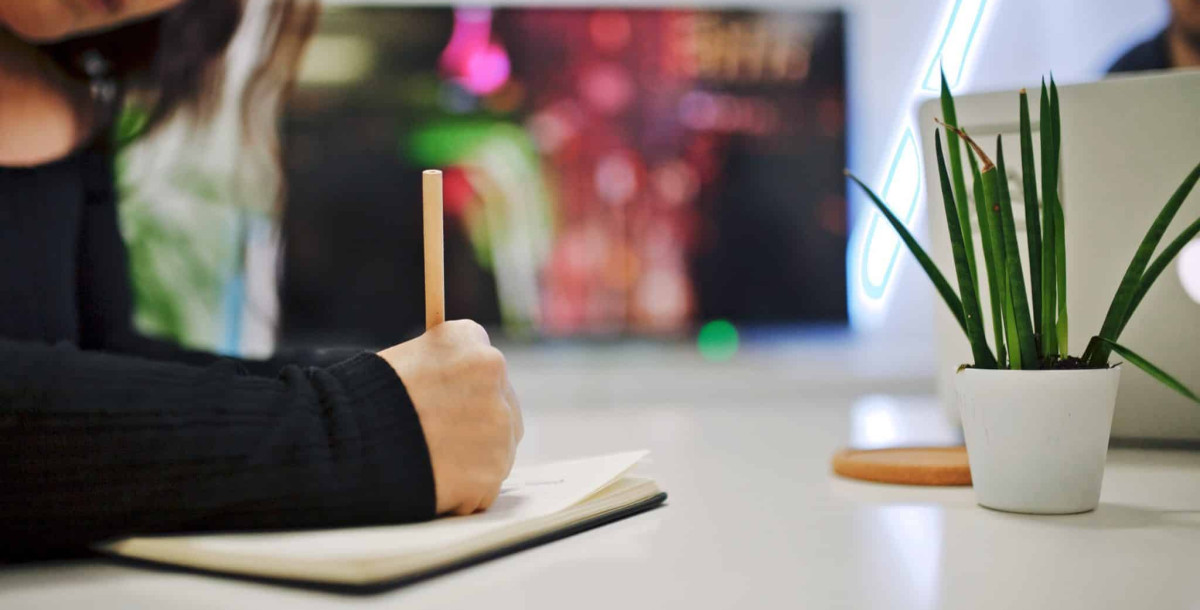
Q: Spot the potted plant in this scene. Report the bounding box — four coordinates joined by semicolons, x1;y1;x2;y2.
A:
846;71;1200;515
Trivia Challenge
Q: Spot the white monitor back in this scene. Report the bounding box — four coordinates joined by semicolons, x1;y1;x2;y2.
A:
918;70;1200;441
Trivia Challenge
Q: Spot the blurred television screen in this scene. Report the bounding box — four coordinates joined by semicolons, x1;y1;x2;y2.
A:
280;6;846;345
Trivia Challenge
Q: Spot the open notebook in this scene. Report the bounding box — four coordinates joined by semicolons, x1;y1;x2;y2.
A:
100;451;665;590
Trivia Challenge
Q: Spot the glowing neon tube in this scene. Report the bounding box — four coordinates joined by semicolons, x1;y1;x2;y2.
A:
853;0;993;312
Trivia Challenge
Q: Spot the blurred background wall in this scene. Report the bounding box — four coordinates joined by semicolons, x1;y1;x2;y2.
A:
281;6;848;346
115;0;1171;359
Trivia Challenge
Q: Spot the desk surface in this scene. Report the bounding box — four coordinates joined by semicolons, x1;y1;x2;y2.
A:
3;343;1199;609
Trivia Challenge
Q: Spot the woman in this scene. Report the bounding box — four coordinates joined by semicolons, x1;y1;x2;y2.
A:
0;0;522;560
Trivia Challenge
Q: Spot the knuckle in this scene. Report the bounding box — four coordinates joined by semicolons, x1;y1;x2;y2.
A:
469;320;488;336
477;346;507;374
456;320;490;344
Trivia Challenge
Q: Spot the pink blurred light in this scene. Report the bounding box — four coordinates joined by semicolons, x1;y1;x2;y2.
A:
528;101;583;153
579;63;634;115
595;152;639;207
463;44;511;95
637;267;690;329
440;9;511;96
679;91;780;135
679;91;718;130
652;160;699;208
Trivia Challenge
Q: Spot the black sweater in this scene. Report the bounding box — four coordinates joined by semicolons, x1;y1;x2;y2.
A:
0;148;435;560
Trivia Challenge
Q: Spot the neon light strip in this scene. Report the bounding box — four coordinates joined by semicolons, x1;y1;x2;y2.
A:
920;0;988;91
860;129;921;299
855;0;992;309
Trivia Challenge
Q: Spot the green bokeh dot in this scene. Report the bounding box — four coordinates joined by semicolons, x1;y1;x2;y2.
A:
697;319;739;362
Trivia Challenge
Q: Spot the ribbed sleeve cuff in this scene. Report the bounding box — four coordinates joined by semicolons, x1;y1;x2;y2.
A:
326;352;437;521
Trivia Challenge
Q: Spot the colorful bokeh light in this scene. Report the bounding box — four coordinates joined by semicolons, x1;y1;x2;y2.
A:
698;319;739;362
440;9;512;96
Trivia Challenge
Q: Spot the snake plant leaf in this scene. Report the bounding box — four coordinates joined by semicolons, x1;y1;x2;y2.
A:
1050;78;1068;356
969;147;1007;367
1121;213;1200;335
1084;160;1200;367
1018;89;1043;343
936;131;997;369
941;70;978;295
1098;337;1200;404
1039;79;1058;358
846;170;968;335
945;119;1032;370
951;123;1024;369
993;137;1039;368
989;167;1022;369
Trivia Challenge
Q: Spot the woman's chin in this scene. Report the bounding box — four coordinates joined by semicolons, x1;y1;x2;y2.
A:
2;17;74;44
2;0;182;44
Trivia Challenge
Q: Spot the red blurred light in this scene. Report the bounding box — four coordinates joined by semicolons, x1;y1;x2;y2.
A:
441;167;475;218
589;12;632;53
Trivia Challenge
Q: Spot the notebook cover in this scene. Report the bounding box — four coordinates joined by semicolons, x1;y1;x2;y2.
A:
107;491;668;595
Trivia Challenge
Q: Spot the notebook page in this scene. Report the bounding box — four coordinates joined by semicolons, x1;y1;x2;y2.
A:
173;450;649;561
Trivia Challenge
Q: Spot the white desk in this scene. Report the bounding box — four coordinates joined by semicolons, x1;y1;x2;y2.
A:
3;342;1199;609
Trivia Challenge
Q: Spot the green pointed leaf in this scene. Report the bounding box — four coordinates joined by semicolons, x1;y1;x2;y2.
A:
974;155;1023;369
1018;89;1043;341
937;131;997;369
969;147;1007;367
1054;197;1068;356
1039;80;1058;357
1050;79;1068;356
1098;337;1200;404
1122;213;1200;335
994;137;1039;368
1085;160;1200;366
941;70;978;297
991;171;1022;370
846;171;968;335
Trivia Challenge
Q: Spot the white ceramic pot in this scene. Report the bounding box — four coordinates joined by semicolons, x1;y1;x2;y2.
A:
955;366;1121;514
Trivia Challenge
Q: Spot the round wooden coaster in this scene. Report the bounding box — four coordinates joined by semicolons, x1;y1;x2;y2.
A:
831;446;972;486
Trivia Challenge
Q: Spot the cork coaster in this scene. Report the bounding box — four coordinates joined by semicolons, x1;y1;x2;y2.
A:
831;446;972;486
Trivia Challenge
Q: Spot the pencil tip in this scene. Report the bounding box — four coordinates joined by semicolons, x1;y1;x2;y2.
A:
842;169;851;177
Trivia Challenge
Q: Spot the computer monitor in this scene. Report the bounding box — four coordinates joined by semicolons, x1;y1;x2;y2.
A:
919;70;1200;441
278;5;847;345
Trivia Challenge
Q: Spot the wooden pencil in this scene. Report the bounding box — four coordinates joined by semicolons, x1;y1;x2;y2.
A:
423;170;445;330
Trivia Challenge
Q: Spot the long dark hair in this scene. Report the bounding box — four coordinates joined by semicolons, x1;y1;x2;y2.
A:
42;0;320;344
43;0;318;143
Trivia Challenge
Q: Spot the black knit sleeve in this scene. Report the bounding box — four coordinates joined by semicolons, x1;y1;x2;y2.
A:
0;340;436;560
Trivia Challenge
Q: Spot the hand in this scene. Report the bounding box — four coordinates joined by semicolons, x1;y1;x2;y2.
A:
378;320;523;516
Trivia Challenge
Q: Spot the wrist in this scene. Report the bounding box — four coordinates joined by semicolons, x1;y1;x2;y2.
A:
325;352;438;520
377;340;419;385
